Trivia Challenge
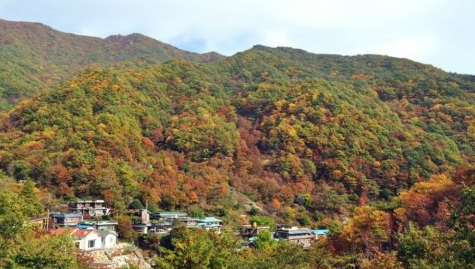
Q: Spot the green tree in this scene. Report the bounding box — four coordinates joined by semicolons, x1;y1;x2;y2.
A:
250;216;275;230
157;228;239;269
233;242;314;269
0;192;27;261
0;187;87;269
128;198;144;210
450;185;475;267
6;231;84;269
397;223;457;269
253;230;277;249
20;180;43;216
116;215;136;241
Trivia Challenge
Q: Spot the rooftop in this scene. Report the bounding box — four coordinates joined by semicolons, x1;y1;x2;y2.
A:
71;200;105;203
51;212;83;217
156;211;186;214
73;228;97;237
312;229;330;235
198;217;223;223
80;220;118;225
287;229;312;235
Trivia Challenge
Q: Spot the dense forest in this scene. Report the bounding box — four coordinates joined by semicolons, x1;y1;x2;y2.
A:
2;19;475;268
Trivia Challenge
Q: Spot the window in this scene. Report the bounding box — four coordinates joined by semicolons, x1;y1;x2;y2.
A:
88;240;95;249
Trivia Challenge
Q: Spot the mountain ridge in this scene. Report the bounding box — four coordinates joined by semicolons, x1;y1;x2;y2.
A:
0;18;224;110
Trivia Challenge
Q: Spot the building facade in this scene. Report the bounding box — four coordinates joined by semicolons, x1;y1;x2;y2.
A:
68;200;110;217
274;227;314;248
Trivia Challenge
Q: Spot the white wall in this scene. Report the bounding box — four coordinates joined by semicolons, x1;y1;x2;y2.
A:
76;232;102;251
102;233;117;249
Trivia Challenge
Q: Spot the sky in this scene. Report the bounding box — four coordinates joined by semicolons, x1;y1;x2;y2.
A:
0;0;473;74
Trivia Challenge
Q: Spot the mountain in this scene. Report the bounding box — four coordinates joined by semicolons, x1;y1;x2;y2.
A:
0;18;223;111
1;42;475;217
4;19;475;268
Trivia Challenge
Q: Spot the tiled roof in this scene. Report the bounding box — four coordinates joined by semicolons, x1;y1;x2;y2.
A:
73;228;98;237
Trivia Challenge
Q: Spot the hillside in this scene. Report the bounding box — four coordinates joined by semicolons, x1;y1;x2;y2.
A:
0;18;223;111
3;22;475;267
1;44;475;216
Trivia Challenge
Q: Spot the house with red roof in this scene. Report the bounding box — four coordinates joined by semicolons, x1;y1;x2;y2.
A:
49;227;112;251
73;228;102;251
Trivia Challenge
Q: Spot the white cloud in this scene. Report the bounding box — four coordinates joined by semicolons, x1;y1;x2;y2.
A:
371;35;440;60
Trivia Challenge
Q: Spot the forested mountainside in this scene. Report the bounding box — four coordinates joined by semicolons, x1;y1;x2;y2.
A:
0;19;223;110
2;44;475;211
3;20;475;267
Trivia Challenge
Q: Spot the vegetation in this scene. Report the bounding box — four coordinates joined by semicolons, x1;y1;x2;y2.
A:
0;18;223;111
2;19;475;267
0;173;92;268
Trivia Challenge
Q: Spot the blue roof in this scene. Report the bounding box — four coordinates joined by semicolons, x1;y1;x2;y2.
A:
312;229;330;235
198;217;222;223
77;224;93;229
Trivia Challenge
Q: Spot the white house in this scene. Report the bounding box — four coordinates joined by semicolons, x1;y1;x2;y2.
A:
50;227;102;251
73;228;102;251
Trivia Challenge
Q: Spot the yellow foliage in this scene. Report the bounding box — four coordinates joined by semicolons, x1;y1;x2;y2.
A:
404;174;453;195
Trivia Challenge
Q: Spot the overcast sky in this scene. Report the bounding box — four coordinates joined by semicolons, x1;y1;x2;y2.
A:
0;0;473;74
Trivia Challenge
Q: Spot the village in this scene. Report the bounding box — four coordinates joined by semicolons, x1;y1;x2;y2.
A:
28;199;329;268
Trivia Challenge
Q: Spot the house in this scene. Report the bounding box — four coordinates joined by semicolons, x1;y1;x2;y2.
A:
73;228;102;251
132;222;153;234
239;224;270;238
69;200;110;218
132;209;172;234
133;210;198;234
274;227;314;248
197;217;223;233
312;229;330;240
77;220;118;232
49;227;103;251
153;211;188;219
51;212;83;228
174;217;199;228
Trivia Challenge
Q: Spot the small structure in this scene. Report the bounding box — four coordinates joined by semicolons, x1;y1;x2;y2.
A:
50;227;103;251
99;230;118;249
197;217;223;233
133;222;152;234
51;212;83;228
27;217;48;230
174;217;199;228
239;224;270;238
133;210;198;234
274;227;314;248
73;228;102;251
69;200;110;217
312;229;330;240
133;209;154;234
77;220;118;232
153;211;188;219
